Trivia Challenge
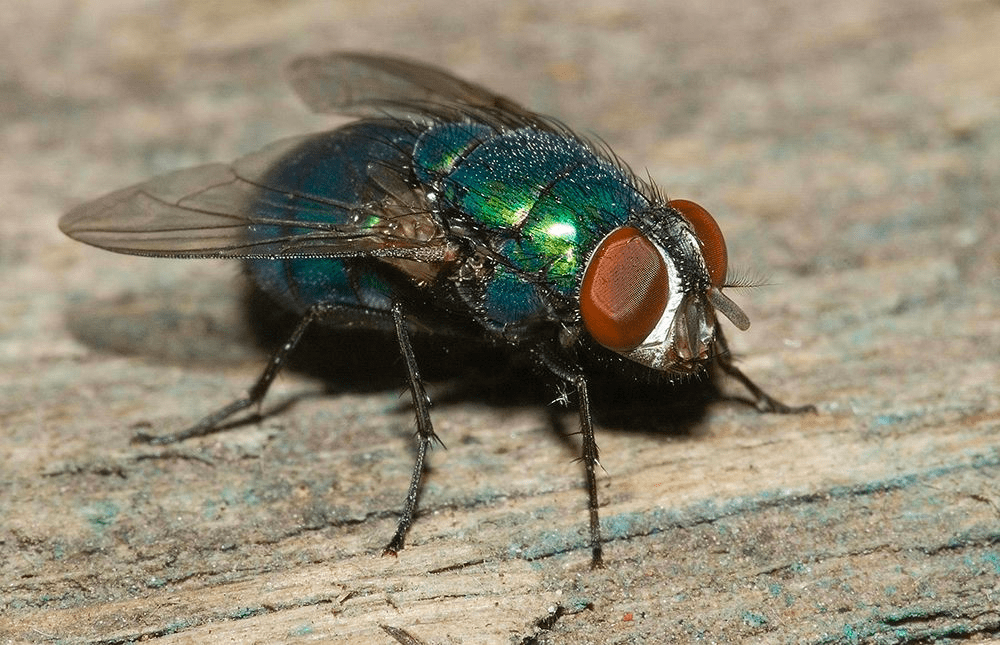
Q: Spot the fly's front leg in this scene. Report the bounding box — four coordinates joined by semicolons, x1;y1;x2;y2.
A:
536;348;604;568
383;302;443;556
134;304;331;445
714;328;816;414
573;374;604;568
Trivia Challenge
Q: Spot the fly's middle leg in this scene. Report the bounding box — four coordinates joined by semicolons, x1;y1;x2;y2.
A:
383;302;444;556
713;328;816;414
535;346;605;568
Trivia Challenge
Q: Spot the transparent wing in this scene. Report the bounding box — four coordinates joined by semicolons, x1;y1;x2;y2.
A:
60;53;530;261
59;134;450;261
287;51;537;121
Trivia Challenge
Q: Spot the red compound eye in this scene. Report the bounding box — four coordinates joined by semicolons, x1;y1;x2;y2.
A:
580;226;669;352
668;199;728;287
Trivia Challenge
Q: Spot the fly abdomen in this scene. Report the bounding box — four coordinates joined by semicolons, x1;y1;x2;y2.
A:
245;121;422;315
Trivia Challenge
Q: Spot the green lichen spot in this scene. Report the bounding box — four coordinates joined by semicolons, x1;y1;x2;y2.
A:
81;500;119;530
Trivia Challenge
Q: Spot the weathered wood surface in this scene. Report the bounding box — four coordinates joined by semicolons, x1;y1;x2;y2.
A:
2;1;999;642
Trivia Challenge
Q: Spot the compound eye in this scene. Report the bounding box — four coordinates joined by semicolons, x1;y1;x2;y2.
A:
668;199;728;287
580;226;669;352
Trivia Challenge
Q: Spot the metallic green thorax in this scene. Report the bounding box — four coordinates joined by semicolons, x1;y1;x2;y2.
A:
414;124;650;325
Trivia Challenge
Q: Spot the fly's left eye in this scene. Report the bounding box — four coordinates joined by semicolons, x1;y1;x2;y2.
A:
668;199;728;287
580;226;668;352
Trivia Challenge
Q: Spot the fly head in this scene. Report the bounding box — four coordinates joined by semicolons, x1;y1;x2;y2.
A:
578;200;750;374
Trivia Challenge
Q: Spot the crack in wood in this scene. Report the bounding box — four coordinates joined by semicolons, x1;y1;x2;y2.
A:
380;623;429;645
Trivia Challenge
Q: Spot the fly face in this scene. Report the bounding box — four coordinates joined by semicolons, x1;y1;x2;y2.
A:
579;200;750;373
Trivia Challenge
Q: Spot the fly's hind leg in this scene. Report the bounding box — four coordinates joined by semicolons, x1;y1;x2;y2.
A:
134;304;333;445
383;302;444;556
713;329;816;414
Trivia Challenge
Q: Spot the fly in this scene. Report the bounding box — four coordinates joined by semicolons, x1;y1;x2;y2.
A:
60;52;813;567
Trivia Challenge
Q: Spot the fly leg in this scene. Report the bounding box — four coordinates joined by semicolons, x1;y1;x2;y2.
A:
714;329;816;414
134;304;332;445
383;302;443;556
536;349;604;568
574;374;604;568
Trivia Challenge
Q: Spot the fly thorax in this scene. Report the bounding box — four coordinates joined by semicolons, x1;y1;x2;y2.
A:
578;200;750;373
412;121;496;185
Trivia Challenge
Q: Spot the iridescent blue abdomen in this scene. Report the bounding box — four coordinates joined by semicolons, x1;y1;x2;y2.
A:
246;121;421;315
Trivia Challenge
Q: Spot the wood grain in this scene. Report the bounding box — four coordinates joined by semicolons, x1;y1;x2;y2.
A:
3;0;999;642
